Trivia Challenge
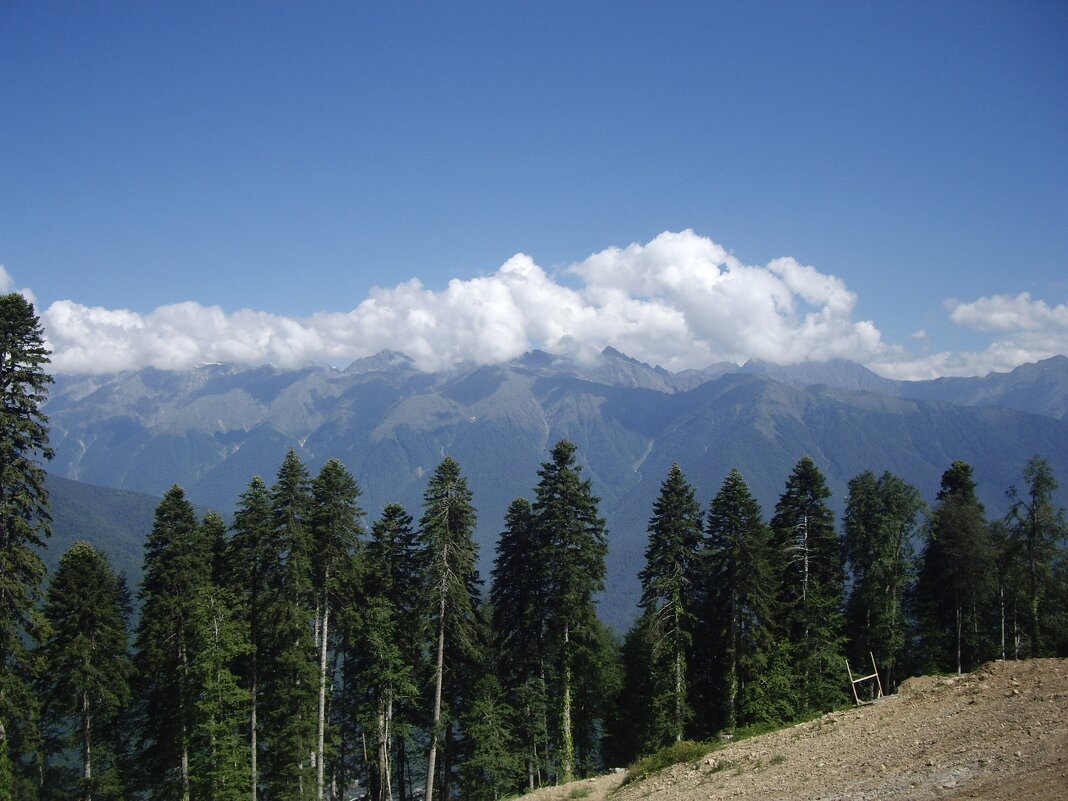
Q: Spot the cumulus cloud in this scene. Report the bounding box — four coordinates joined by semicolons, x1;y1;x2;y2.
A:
17;231;1068;379
869;293;1068;380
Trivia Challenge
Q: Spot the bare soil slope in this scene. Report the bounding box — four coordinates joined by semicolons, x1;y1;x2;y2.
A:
517;658;1068;801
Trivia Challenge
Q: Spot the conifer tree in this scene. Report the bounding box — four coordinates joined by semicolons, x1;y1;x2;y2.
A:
770;457;845;713
842;471;922;690
701;469;779;731
458;677;518;801
38;542;131;801
531;440;607;783
308;459;363;801
187;581;251;801
419;457;480;801
1006;456;1067;657
489;498;550;789
638;464;702;745
606;612;655;764
225;477;273;801
260;449;317;801
915;461;996;674
133;485;211;801
0;292;53;798
355;503;423;801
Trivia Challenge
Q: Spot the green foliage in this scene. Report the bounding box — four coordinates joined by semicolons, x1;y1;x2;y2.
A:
490;497;552;788
132;484;210;800
0;293;53;790
459;676;519;801
260;449;317;801
187;586;251;801
1007;455;1067;657
915;461;997;674
420;456;481;801
639;464;702;746
699;468;778;732
38;541;131;800
843;470;923;689
771;457;846;714
621;739;716;786
531;440;607;782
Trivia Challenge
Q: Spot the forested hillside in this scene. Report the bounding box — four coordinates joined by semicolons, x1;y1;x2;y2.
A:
41;351;1068;625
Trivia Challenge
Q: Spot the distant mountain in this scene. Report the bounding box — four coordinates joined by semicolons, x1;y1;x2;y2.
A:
42;349;1068;627
45;474;160;593
892;356;1068;420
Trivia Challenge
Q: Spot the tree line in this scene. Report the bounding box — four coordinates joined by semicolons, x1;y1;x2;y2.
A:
2;292;1067;801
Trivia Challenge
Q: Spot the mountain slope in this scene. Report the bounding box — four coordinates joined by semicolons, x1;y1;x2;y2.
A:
44;474;159;591
42;351;1068;626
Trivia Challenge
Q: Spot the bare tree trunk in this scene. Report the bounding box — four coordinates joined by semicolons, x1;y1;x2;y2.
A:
81;691;92;801
317;582;330;801
180;641;190;801
1000;586;1006;662
251;647;258;801
425;573;447;801
961;602;969;679
560;619;573;783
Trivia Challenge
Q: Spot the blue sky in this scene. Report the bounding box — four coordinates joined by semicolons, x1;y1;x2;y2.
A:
2;2;1066;378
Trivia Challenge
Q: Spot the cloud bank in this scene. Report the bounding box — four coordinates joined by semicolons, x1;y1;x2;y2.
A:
11;231;1068;380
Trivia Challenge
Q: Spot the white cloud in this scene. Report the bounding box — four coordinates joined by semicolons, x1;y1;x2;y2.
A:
0;265;14;293
14;231;1068;378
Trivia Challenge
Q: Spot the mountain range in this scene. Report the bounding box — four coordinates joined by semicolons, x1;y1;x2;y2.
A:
42;350;1068;626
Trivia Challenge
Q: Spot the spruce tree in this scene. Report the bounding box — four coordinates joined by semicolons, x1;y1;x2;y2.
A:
419;457;480;801
0;292;53;798
638;464;702;746
187;581;251;801
458;677;518;801
606;612;655;764
260;450;317;801
355;503;423;801
309;459;363;801
1006;456;1067;657
915;461;996;674
531;440;607;783
701;469;780;731
842;471;922;690
770;457;845;714
225;476;273;801
133;485;211;801
38;542;131;801
489;498;550;789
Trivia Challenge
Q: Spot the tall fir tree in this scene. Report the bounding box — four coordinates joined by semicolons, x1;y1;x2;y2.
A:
224;476;273;801
489;498;550;790
606;612;656;765
531;440;607;783
0;293;53;800
38;542;131;801
637;464;702;746
770;457;846;714
915;461;997;674
419;457;480;801
358;503;424;801
260;449;318;801
187;580;251;801
842;471;923;690
700;469;782;731
308;459;363;801
1006;456;1067;657
132;485;212;801
458;675;518;801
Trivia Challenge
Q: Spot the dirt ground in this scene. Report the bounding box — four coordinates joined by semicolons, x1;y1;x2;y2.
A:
515;658;1068;801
